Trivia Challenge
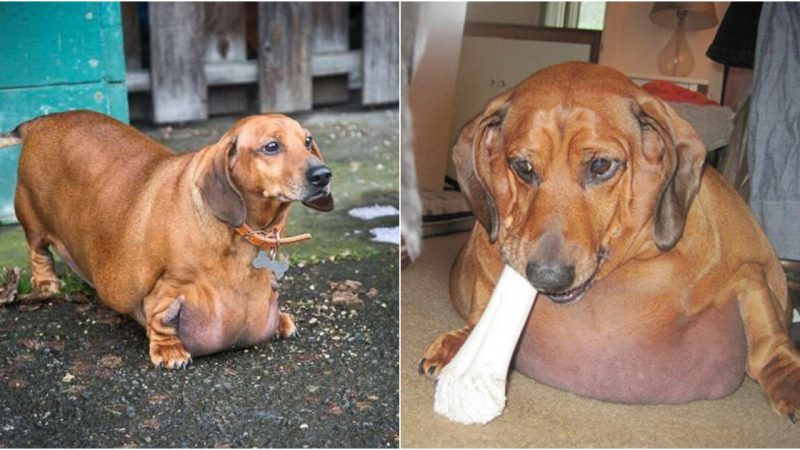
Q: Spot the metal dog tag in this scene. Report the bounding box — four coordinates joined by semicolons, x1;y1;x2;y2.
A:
253;250;290;280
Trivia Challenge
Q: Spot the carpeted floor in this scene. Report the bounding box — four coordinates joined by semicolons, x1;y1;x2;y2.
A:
401;232;800;448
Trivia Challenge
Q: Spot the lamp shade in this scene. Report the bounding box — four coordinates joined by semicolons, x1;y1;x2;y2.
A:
651;2;719;30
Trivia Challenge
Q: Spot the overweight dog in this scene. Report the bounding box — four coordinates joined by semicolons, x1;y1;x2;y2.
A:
420;62;800;420
14;111;333;368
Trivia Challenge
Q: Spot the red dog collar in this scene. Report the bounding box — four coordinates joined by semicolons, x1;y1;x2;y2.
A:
235;224;311;250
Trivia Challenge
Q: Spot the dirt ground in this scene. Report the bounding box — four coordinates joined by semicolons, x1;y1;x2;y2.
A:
0;109;399;447
1;252;398;448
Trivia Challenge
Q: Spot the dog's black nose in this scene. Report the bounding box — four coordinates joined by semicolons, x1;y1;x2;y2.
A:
526;262;575;293
306;165;332;188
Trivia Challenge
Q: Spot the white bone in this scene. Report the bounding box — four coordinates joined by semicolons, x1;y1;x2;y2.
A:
434;265;538;424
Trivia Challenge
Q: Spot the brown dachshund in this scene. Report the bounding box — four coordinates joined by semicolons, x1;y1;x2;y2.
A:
14;110;333;368
420;62;800;421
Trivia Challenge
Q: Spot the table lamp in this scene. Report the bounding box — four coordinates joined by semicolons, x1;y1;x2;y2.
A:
651;2;718;77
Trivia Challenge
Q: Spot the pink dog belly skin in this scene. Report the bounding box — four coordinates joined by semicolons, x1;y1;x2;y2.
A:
178;286;280;357
515;292;748;404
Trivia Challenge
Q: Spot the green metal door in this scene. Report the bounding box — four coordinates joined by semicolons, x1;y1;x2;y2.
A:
0;2;128;223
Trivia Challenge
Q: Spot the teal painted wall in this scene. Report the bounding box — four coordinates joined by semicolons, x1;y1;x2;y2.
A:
0;2;128;223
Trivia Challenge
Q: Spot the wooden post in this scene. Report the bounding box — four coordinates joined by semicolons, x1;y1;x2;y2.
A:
363;2;399;105
312;2;350;105
258;3;312;113
312;3;349;53
149;3;207;123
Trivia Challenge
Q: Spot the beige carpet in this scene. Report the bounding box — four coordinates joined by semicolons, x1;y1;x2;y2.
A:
401;232;800;447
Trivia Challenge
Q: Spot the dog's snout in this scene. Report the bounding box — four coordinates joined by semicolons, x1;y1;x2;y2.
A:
306;165;332;188
526;261;575;293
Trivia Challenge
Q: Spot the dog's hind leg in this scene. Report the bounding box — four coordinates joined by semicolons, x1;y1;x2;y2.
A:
15;194;62;295
735;264;800;422
28;245;61;295
24;238;62;295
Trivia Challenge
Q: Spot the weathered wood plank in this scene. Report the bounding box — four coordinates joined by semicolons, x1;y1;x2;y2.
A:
258;3;312;113
0;144;19;222
312;3;349;53
313;51;362;79
126;52;364;93
363;2;399;105
0;3;128;223
149;3;207;123
99;2;126;83
0;3;123;89
0;80;129;222
311;2;351;104
205;61;257;85
126;69;151;92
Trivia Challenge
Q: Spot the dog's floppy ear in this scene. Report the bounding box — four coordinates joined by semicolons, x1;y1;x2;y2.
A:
197;135;247;227
452;92;511;244
637;96;706;251
302;138;334;212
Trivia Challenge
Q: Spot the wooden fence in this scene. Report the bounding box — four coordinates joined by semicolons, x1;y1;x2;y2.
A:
122;2;398;123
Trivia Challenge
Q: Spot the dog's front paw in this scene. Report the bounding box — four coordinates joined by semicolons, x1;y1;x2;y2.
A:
149;338;192;369
419;326;471;379
759;346;800;422
278;312;298;339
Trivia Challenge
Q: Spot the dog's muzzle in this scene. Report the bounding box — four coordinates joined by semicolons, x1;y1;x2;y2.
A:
301;164;334;212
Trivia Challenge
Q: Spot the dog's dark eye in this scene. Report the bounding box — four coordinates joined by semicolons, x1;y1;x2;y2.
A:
509;158;537;184
260;141;280;155
590;158;612;175
586;157;621;184
305;136;313;150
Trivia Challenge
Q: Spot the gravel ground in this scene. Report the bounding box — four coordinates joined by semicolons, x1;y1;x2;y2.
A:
0;250;398;448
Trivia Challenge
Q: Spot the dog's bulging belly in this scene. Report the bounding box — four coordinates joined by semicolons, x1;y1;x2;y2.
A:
515;292;748;404
171;280;280;357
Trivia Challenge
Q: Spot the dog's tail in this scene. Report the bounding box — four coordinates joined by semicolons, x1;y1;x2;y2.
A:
0;128;22;148
0;117;40;148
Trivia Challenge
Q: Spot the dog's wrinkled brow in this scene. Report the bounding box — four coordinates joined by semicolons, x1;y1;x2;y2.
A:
629;101;647;126
482;104;509;129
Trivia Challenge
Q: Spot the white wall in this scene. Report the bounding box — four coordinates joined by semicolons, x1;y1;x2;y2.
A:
465;2;544;26
599;2;730;102
408;2;468;192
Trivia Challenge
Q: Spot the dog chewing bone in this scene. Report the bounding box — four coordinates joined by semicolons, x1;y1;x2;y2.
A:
434;265;538;424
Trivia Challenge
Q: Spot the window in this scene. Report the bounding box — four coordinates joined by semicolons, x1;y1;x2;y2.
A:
578;1;606;30
543;2;605;30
